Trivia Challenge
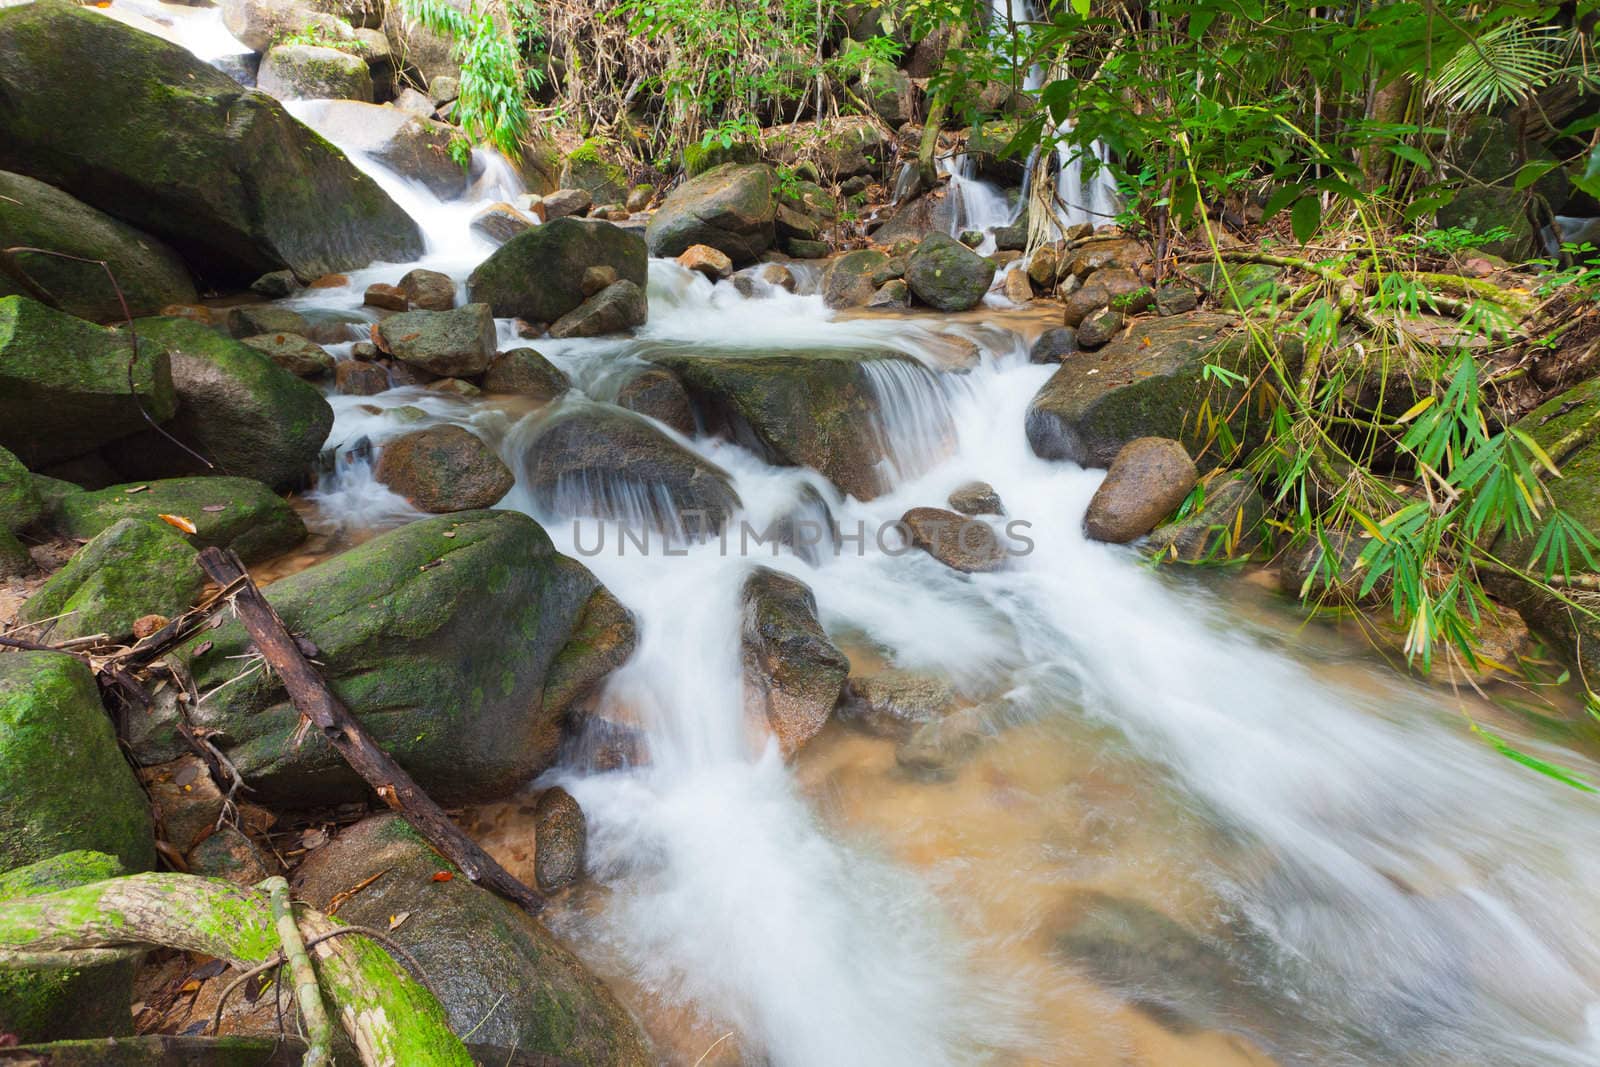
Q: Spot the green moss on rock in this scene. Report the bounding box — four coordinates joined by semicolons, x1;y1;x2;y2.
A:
51;476;305;563
19;518;204;641
0;446;43;533
467;218;647;324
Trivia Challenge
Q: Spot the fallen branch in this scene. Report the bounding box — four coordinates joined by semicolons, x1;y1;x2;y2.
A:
267;875;333;1067
195;548;545;915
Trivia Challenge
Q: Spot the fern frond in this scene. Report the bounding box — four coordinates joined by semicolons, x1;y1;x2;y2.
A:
1428;19;1566;112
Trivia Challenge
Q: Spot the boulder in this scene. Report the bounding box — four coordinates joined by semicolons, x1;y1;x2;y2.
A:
221;0;355;53
1076;308;1124;349
520;406;741;535
50;477;306;563
468;218;647;324
0;171;196;323
250;270;301;299
1029;326;1077;363
1067;238;1151;279
0;528;32;579
541;187;593;221
0;652;154;872
559;138;630;206
648;348;944;500
1026;314;1272;469
678;243;734;281
0;1;422;285
1182;261;1281;312
471;202;536;245
18;518;203;642
483;348;569;399
741;566;850;757
399;267;456;311
295;815;650;1063
855;56;916;126
378;303;497;377
0;446;43;533
948;480;1002;516
868;278;912;308
0;296;176;467
615;368;695;436
821;249;890;309
0;852;136;1042
767;117;892;182
1144;471;1264;562
336;359;390;395
1083;437;1198;544
905;233;996;312
1001;269;1033;304
645;163;777;265
363;282;408;311
239;332;335;378
379;0;463;87
730;262;798;297
901;506;1007;572
872;191;957;245
225;304;310;339
532;786;585;892
256;43;372;102
131;512;632;806
100;316;334;492
1060;268;1147;326
282;100;465;200
374;424;514;512
838;671;955;741
548;280;647;339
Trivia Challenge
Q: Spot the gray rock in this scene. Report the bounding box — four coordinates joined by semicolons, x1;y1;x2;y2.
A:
741;566;850;757
239;332;335;378
1029;326;1077;364
549;280;647;339
948;480;1003;516
906;233;996;312
1076;308;1124;349
821;249;890;309
482;348;569;399
378;303;497;377
646;163;777;265
286;99;466;199
468;218;647;324
533;786;585;892
374;424;513;512
839;671;955;740
256;44;372;102
398;267;455;311
901;506;1007;572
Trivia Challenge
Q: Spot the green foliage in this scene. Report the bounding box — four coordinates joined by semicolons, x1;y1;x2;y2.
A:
399;0;529;159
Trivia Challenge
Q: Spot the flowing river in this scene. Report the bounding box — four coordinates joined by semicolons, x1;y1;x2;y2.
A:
90;18;1600;1055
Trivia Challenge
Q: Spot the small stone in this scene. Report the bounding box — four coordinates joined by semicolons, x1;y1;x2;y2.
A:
351;341;380;361
677;243;733;281
580;265;619;296
363;282;409;312
783;237;831;259
626;184;653;212
226;304;309;339
399;268;455;312
1026;246;1060;289
1029;326;1077;364
471;202;536;246
1076;308;1124;349
870;258;907;287
336;360;389;396
900;506;1007;572
542;188;592;220
533;786;586;892
239;333;335;378
482;348;570;399
1154;284;1199;316
1084;437;1198;544
1002;269;1033;303
250;269;300;299
427;377;481;397
513;319;545;339
428;73;459;106
308;274;349;289
374;424;513;512
867;278;911;309
549;280;647;339
839;672;957;740
948;481;1003;516
132;613;168;639
959;229;984;247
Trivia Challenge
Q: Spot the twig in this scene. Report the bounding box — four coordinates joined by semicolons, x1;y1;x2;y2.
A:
266;876;333;1067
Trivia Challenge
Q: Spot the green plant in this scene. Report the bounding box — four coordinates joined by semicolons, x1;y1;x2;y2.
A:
399;0;530;160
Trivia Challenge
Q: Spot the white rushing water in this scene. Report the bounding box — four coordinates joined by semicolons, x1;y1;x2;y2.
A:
262;90;1600;1067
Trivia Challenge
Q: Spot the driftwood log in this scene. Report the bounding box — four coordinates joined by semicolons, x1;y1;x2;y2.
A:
195;547;546;914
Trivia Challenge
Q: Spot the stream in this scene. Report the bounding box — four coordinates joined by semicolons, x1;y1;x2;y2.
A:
96;8;1600;1060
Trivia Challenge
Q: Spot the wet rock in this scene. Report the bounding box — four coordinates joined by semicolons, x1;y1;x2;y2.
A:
626;184;653;212
378;302;497;377
581;265;619;296
1068;237;1151;279
730;262;798;297
363;282;408;311
471;201;537;245
335;359;389;395
468;217;647;324
129;512;630;806
1061;268;1147;326
533;786;586;892
993;220;1027;252
948;480;1003;516
1001;269;1033;304
822;249;890;309
1182;261;1282;311
741;566;851;757
1145;472;1264;562
50;476;306;563
870;258;907;286
142;756;226;855
615;367;695;436
0;296;176;467
895;702;996;777
873;190;957;244
1026;245;1062;288
240;332;336;378
483;348;569;399
559;137;630;206
901;506;1007;572
1279;529;1382;605
549;280;648;339
17;518;203;642
783;237;831;259
257;43;371;102
286;99;465;200
225;304;309;339
1083;437;1198;544
1029;326;1077;364
250;269;300;299
1027;313;1272;469
0;851;136;1042
0;652;154;872
0;2;421;284
767;117;891;182
906;233;996;312
541;187;592;220
839;671;956;740
399;267;455;311
855;55;916;125
427;377;481;398
678;243;734;281
649;348;943;500
868;278;912;308
221;0;353;53
521;406;740;534
375;424;514;512
1076;308;1124;349
646;163;777;265
295;814;650;1063
0;171;196;322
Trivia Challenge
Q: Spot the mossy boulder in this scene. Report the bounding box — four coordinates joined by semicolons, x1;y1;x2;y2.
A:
0;446;43;533
284;100;465;199
130;511;633;806
104;317;333;491
0;652;155;872
1435;116;1566;260
239;332;336;378
549;280;648;339
468;218;648;324
855;57;916;126
649;347;939;500
0;0;422;285
741;567;850;757
18;518;203;642
821;249;889;310
50;477;306;564
295;814;649;1065
520;406;741;535
0;851;135;1042
256;43;372;102
0;296;176;468
559;138;630;206
0;170;196;322
645;163;777;265
377;303;497;378
1026;313;1278;470
682;138;759;178
374;424;514;512
905;233;995;312
1181;261;1282;312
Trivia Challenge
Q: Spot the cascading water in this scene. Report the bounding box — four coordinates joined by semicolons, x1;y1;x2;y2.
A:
146;40;1600;1058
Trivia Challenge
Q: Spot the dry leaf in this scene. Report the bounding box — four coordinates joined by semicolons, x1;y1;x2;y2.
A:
388;911;411;930
300;828;327;850
202;504;226;513
159;513;198;535
193;640;213;657
430;871;453;882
